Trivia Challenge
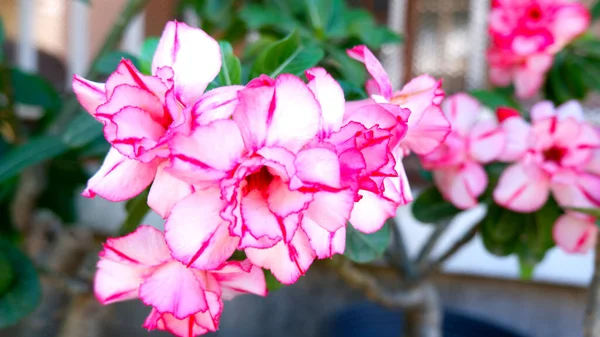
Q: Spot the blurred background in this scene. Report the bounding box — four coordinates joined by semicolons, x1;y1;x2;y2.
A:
0;1;599;336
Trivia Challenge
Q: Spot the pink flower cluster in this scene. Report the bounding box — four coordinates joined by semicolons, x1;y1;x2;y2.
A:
73;22;450;337
421;93;600;254
488;0;590;98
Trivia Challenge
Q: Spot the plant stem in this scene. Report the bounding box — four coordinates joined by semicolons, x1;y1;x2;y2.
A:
415;220;451;271
388;217;417;280
584;232;600;337
418;222;479;279
48;0;151;135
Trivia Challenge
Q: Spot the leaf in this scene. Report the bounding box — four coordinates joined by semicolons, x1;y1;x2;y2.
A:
470;88;519;111
593;1;600;22
411;186;461;224
563;56;587;100
140;37;160;75
264;269;283;292
217;41;242;86
0;18;5;62
94;51;140;76
326;47;366;87
344;221;390;263
10;68;61;111
480;203;521;256
544;52;571;105
251;30;325;78
0;251;13;296
344;9;402;49
62;112;103;148
239;4;292;30
0;238;42;328
0;135;68;184
119;188;150;235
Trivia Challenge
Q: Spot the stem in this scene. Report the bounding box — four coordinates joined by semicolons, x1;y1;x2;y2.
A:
388;217;417;280
584;232;600;337
48;0;151;135
403;283;442;337
419;222;479;279
415;220;451;271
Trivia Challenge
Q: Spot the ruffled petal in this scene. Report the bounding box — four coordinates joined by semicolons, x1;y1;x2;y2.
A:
152;21;221;104
402;105;450;155
304;190;355;232
302;217;346;259
349;190;396;233
193;85;245;125
306;67;345;135
72;75;106;116
83;148;159;202
165;188;240;270
293;148;341;189
493;162;550;212
148;163;194;218
213;260;268;299
346;45;392;99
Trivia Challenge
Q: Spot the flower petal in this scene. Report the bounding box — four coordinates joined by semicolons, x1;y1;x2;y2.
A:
165;188;240;270
346;45;392;99
302;217;346;259
441;93;480;137
152;21;221;104
193;85;244;125
498;115;530;161
434;161;487;210
72;75;106;116
293;148;341;189
306;67;345;135
402;105;450;155
213;260;268;299
245;229;316;284
553;213;597;254
551;171;600;209
349;190;396;233
83;148;159;202
468;120;505;163
305;190;355;232
148;164;194;218
493;162;550;212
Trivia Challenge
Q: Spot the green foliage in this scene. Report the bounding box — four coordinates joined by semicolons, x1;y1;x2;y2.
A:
570;207;600;218
119;189;151;235
0;238;41;328
0;135;68;184
251;30;325;78
411;186;461;224
264;269;283;291
344;221;390;263
62;112;103;148
470;88;520;111
94;51;140;76
9;68;61;111
140;37;160;75
0;18;5;62
217;41;242;86
592;1;600;21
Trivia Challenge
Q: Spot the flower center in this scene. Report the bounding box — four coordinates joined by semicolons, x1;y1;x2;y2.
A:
243;166;274;195
527;6;542;21
543;146;567;164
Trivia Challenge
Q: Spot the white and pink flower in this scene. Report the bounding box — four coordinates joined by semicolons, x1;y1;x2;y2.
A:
95;225;266;337
420;94;505;209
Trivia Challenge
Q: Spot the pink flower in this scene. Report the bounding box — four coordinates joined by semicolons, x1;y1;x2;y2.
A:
420;94;505;209
553;213;597;254
73;21;239;218
164;71;359;284
494;101;600;212
94;225;266;337
488;0;590;98
345;45;450;156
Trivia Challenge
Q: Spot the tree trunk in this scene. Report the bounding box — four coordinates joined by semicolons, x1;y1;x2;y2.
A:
403;282;442;337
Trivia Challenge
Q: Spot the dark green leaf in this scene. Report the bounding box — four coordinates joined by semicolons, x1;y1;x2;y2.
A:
77;136;110;159
337;80;367;101
326;47;366;86
470;88;520;111
563;57;587;100
544;52;571;105
243;35;279;60
62;112;103;148
119;188;150;235
593;1;600;21
217;41;242;86
94;51;140;76
0;238;41;328
344;9;402;49
0;18;5;62
480;203;521;256
576;56;600;91
0;251;13;296
239;4;292;30
411;186;461;224
264;269;283;291
140;37;160;75
229;250;247;261
251;30;324;78
0;135;68;184
10;68;60;111
344;221;390;263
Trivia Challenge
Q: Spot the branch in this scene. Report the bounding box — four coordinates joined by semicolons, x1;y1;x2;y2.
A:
418;222;479;278
387;217;417;280
332;256;423;309
584;232;600;337
48;0;151;135
415;219;451;270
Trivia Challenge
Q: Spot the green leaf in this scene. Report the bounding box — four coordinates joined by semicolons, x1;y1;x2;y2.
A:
544;52;571;105
344;221;390;263
140;37;160;75
411;186;461;224
470;88;519;111
264;269;283;291
0;135;68;184
570;207;600;217
344;9;402;49
239;4;292;30
0;238;42;328
480;203;521;256
94;51;140;76
575;56;600;91
563;57;587;100
10;68;61;111
251;30;325;78
0;18;5;62
0;251;14;296
592;1;600;22
217;41;242;86
62;112;103;148
326;47;366;87
119;188;150;235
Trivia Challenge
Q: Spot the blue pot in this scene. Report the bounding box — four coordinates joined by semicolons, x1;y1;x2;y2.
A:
324;302;528;337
